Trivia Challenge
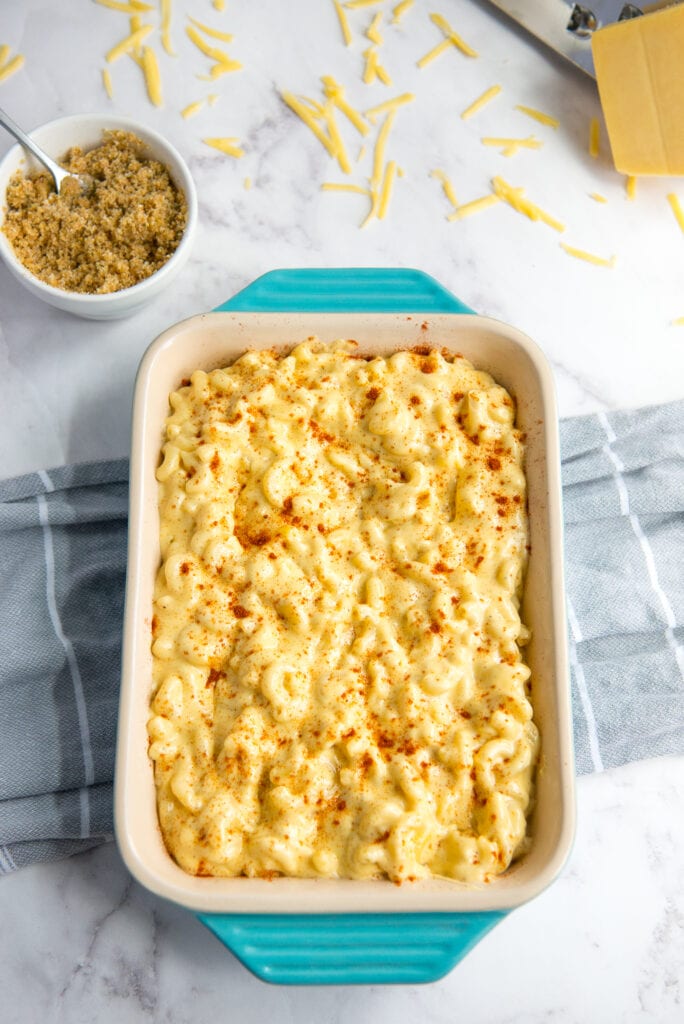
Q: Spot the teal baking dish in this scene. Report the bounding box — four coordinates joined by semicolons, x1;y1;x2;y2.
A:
115;268;575;985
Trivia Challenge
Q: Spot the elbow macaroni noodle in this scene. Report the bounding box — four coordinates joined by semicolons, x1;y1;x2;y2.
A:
149;339;539;884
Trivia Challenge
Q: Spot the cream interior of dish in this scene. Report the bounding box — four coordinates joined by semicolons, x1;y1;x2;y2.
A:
148;339;539;884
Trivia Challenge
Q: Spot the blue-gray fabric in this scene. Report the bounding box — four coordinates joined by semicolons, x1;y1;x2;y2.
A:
0;403;682;874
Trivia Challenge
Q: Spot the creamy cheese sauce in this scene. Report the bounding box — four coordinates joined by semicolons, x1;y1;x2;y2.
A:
148;340;538;883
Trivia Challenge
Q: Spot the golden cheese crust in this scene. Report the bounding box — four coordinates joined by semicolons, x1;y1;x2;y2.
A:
148;339;538;884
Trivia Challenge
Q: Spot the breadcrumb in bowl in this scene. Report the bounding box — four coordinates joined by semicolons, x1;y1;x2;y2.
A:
0;115;197;320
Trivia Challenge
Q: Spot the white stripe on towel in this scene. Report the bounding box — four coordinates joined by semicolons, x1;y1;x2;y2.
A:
0;845;17;874
38;469;55;494
37;487;95;788
79;787;91;838
566;594;604;773
598;412;684;682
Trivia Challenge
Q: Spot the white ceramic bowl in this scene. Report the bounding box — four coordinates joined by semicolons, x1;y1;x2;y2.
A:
0;114;197;320
116;310;576;915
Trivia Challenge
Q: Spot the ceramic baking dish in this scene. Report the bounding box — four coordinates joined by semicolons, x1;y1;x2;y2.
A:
115;268;575;984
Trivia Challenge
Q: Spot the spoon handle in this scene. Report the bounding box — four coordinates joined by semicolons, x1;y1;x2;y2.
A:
0;106;66;188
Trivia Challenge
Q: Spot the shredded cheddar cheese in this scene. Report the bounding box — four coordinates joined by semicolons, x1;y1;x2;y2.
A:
417;38;453;68
357;143;367;161
244;177;252;190
359;204;377;229
102;67;114;99
492;176;565;232
430;169;458;208
461;84;502;120
589;117;600;159
213;0;225;9
377;159;397;219
181;99;204;119
515;104;559;129
392;0;414;24
188;16;234;42
142;45;163;106
322;76;369;136
428;12;478;57
208;93;219;106
128;13;144;61
625;176;637;200
560;242;615;267
365;92;414;123
0;53;24;83
671;317;684;326
366;12;383;44
359;105;404;229
362;49;375;85
94;0;154;12
372;108;398;189
345;0;383;8
186;24;233;63
481;135;542;157
203;137;245;158
282;92;350;174
301;95;327;116
447;194;501;220
667;193;684;233
105;24;153;62
198;58;242;80
363;46;391;86
323;104;352;174
333;1;353;45
590;193;608;203
161;0;175;56
322;183;372;194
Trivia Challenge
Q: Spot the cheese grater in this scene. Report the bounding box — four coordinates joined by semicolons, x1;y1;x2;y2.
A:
486;0;649;76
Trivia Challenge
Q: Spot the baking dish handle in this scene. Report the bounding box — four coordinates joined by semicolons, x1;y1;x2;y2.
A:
215;267;474;315
200;268;501;985
198;910;506;986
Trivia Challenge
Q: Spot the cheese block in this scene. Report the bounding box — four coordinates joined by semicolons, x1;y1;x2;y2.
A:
592;3;684;175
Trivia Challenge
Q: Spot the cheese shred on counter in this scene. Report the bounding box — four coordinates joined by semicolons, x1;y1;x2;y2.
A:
448;194;501;220
142;46;163;106
363;46;392;86
366;12;383;43
333;1;353;45
667;193;684;234
430;169;458;208
203;137;245;158
461;84;502;120
377;159;397;218
481;136;542;157
106;24;153;63
392;0;414;24
181;100;204;119
281;92;350;174
102;68;114;99
0;51;25;83
365;93;414;123
492;176;565;232
514;104;559;129
560;242;616;267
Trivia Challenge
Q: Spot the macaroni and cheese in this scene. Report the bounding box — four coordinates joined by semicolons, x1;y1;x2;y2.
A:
148;340;538;884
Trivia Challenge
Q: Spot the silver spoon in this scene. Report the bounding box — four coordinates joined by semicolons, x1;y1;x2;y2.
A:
0;105;92;194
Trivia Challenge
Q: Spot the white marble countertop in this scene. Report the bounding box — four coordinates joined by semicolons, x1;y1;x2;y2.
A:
0;0;682;1020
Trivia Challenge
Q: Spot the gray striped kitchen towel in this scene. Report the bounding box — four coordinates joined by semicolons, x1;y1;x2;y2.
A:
0;402;682;873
